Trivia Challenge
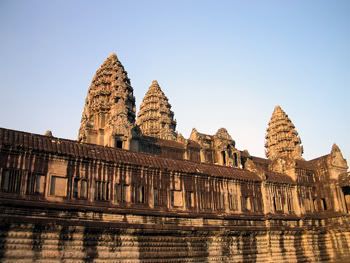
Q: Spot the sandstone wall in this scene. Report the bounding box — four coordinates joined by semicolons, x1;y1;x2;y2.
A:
0;203;350;263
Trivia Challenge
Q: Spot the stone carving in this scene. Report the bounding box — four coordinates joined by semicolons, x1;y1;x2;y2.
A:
44;130;53;137
190;128;241;167
78;53;136;148
215;127;234;143
329;143;348;169
1;52;350;262
137;80;177;140
265;105;303;160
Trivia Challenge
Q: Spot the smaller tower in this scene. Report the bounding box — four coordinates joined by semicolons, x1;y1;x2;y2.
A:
137;80;177;140
265;105;303;160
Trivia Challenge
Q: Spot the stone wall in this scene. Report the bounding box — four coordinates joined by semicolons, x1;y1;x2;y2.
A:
0;202;350;262
1;127;350;262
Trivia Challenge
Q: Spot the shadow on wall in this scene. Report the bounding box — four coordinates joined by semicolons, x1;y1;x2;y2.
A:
136;229;210;262
0;223;10;261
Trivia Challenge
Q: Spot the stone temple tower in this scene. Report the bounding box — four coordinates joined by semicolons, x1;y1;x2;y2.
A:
265;105;303;160
78;53;136;149
137;80;177;140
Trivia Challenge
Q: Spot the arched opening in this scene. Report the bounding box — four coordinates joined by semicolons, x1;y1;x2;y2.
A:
342;186;350;213
115;136;123;149
233;152;238;167
221;151;226;165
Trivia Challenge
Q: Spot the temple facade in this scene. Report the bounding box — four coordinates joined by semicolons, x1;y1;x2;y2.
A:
0;53;350;262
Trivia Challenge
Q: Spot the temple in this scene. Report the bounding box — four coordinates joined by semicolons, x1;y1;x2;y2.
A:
0;53;350;262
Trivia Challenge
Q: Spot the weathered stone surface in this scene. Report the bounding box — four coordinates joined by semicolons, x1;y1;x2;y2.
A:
0;53;349;262
137;80;177;141
265;106;303;160
78;53;136;149
190;128;241;167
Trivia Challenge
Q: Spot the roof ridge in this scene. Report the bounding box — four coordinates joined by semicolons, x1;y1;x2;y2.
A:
0;127;261;182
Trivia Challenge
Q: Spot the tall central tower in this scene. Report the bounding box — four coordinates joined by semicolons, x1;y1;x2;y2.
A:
78;53;136;149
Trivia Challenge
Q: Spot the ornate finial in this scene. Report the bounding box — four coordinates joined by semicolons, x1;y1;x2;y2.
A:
108;52;118;59
44;130;53;137
331;143;340;153
265;105;303;160
136;80;177;140
215;128;233;141
274;105;282;111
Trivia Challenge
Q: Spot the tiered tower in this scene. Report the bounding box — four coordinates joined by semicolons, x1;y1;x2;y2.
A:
78;53;136;149
265;105;303;160
137;80;177;140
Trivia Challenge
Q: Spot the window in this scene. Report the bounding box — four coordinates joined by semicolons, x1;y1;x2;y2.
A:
72;178;88;199
137;186;145;204
186;191;194;209
304;198;311;212
116;140;123;149
73;178;79;198
131;184;143;204
1;170;10;192
273;196;283;212
80;180;87;199
199;191;205;209
245;197;251;211
115;183;127;203
171;190;183;207
233;153;238;167
241;196;252;212
95;181;110;201
170;191;174;207
27;174;45;195
1;169;22;193
253;198;259;212
287;196;293;212
50;176;68;197
221;151;226;165
154;188;159;206
321;198;327;211
313;198;318;211
115;135;124;149
228;193;238;211
273;197;277;212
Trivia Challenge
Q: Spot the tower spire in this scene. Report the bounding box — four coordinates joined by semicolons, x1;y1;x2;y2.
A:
137;80;177;140
78;53;136;148
265;105;303;160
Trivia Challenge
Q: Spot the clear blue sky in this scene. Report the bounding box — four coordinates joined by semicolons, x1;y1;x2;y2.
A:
0;0;349;163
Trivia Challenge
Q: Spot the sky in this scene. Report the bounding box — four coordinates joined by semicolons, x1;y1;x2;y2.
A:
0;0;349;164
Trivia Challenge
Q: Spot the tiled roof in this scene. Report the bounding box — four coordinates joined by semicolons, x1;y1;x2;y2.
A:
249;155;300;184
141;136;200;149
142;136;185;149
251;156;271;165
309;154;329;164
295;159;316;170
265;171;295;184
250;154;317;172
186;140;201;149
0;127;261;182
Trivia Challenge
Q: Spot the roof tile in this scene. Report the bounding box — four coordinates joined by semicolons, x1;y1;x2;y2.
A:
0;127;262;182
